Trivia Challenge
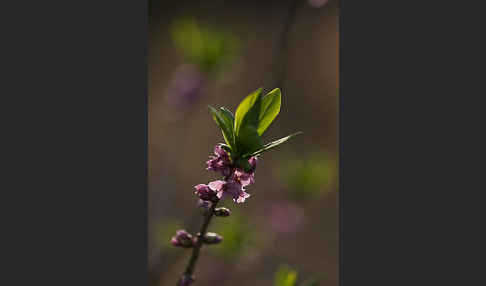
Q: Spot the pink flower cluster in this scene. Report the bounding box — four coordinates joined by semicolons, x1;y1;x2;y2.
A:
195;144;258;204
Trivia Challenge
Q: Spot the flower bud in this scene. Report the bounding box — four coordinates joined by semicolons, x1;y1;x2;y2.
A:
214;207;231;217
202;232;223;244
177;274;195;286
194;184;218;201
170;229;194;248
249;156;258;171
170;237;181;247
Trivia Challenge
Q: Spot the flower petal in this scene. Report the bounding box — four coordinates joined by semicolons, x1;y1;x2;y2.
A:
235;192;250;203
208;180;225;191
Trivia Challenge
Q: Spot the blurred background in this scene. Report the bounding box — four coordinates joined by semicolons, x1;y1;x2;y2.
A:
149;0;338;285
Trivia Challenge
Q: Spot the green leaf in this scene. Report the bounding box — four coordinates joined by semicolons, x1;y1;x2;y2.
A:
219;144;232;153
234;88;263;137
218;107;236;149
245;131;302;158
274;265;298;286
219;107;235;123
233;88;265;155
236;124;264;156
208;106;235;150
234;157;252;172
257;88;281;135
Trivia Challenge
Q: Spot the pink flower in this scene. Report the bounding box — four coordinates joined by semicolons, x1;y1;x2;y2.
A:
233;156;258;186
194;184;217;201
233;169;254;187
208;180;250;204
206;144;231;176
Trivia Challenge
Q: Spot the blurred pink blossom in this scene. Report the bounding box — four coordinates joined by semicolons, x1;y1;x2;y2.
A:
266;201;305;234
165;64;205;109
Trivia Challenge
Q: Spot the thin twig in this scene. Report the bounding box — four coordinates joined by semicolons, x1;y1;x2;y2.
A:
182;200;219;278
178;168;233;285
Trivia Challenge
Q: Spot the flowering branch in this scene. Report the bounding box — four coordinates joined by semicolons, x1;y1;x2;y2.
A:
170;88;301;285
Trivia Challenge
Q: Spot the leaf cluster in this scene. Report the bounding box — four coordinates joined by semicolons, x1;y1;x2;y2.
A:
208;88;301;170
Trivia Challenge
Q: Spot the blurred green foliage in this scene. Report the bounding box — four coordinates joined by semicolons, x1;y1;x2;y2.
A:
274;265;319;286
170;18;239;74
276;153;337;201
209;210;257;259
274;265;298;286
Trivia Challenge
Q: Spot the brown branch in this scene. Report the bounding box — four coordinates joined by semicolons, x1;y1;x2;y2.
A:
177;168;233;285
181;201;219;282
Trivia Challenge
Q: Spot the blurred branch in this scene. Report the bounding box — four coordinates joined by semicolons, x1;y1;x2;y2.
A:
274;0;299;89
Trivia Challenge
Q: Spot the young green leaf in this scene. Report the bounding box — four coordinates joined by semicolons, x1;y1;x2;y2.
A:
219;144;232;153
244;131;303;158
236;124;264;156
218;107;236;148
257;88;281;135
234;157;252;172
219;107;235;123
208;106;235;150
234;88;263;137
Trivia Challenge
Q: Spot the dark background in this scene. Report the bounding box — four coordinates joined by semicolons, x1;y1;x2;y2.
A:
149;0;339;285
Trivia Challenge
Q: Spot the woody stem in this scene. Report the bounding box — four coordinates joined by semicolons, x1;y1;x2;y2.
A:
181;199;219;281
179;168;234;285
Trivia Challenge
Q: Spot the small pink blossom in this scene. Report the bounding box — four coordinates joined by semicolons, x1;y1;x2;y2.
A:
194;184;217;201
208;179;251;204
206;144;231;176
233;156;258;186
233;169;254;187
